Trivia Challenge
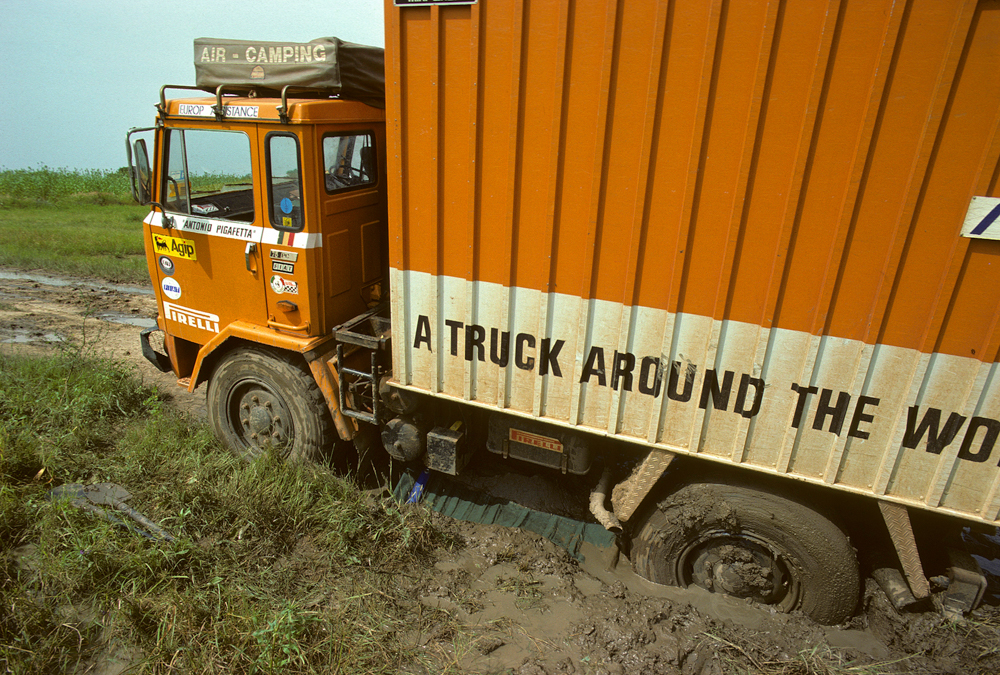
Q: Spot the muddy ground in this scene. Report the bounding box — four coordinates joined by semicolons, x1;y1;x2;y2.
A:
2;270;999;675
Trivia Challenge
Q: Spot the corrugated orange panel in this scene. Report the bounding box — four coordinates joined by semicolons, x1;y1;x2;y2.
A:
548;0;617;299
885;1;1000;357
384;3;404;271
936;242;1000;359
675;0;776;320
825;0;974;345
588;1;664;305
725;0;838;329
388;0;1000;359
393;6;439;275
774;0;902;337
509;0;566;292
439;7;475;281
632;1;722;313
471;0;520;287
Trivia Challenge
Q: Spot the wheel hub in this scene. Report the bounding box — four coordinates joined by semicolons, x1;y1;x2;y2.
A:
683;535;790;606
237;390;288;449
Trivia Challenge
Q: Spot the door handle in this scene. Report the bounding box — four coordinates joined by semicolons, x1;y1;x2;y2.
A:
245;242;257;272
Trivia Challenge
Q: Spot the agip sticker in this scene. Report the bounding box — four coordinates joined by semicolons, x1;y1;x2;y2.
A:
270;275;299;295
161;277;182;300
152;234;197;260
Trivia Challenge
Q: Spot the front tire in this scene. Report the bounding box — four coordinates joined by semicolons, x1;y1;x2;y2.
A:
207;347;333;463
630;479;859;625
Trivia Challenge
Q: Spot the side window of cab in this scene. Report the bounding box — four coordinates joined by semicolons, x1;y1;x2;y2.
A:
322;133;377;193
266;133;303;231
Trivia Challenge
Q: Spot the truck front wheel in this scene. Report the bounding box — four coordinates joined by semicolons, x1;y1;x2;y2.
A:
207;347;333;463
630;479;859;625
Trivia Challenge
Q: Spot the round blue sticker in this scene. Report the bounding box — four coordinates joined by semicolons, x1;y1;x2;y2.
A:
280;197;293;214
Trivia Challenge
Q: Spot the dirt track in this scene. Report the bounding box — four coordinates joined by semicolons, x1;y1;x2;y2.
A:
2;270;999;674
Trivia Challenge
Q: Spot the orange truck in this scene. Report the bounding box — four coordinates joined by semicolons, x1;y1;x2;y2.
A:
127;0;1000;624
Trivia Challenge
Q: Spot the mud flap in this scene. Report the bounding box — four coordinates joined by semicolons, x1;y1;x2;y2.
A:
140;327;172;373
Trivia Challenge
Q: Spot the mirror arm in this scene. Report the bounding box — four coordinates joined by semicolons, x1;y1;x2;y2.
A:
149;203;174;230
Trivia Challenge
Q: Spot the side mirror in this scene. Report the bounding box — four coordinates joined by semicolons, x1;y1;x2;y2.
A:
131;139;151;205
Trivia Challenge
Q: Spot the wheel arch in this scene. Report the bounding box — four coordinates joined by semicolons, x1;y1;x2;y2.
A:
185;321;334;391
623;455;871;538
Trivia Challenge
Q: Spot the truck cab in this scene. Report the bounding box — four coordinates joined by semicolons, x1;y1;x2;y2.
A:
139;94;386;344
129;48;389;461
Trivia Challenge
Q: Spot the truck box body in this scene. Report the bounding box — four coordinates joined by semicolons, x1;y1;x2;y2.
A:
385;0;1000;526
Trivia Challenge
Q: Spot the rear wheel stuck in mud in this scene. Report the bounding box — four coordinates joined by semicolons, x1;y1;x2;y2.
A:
630;479;860;625
207;347;333;463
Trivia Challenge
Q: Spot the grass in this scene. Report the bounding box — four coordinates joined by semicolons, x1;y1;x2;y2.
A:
0;168;150;284
0;347;446;674
702;632;913;675
0;205;149;284
0;166;134;206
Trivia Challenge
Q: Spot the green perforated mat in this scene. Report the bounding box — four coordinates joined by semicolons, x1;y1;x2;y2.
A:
394;471;616;561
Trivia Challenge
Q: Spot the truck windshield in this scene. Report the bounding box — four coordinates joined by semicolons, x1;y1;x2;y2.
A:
162;128;255;222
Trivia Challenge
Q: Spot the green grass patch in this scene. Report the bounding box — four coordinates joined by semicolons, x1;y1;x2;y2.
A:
0;167;134;206
0;204;150;284
0;350;445;673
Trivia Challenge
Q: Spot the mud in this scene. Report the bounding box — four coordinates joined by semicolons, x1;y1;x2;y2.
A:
0;270;206;419
3;270;1000;674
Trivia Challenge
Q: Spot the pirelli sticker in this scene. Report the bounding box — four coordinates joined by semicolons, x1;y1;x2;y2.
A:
163;301;219;333
509;428;563;453
152;234;197;260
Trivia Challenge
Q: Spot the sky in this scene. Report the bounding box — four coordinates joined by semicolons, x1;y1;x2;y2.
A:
0;0;385;171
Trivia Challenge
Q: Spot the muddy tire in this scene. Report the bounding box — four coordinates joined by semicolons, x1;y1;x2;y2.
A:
207;347;333;463
631;479;859;625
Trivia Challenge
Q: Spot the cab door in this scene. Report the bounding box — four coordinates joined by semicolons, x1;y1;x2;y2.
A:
152;126;267;346
258;129;316;335
315;127;386;330
256;125;386;338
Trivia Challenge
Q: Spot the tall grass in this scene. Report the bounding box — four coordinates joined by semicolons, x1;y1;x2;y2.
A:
0;350;445;674
0;167;135;207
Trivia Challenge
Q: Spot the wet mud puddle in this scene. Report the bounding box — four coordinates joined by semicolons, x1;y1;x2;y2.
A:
0;270;156;344
0;271;208;418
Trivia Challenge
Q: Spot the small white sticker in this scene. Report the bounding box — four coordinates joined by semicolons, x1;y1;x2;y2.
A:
270;275;299;295
161;277;182;300
961;196;1000;240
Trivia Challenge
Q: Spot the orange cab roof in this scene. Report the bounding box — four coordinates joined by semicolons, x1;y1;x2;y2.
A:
162;96;385;125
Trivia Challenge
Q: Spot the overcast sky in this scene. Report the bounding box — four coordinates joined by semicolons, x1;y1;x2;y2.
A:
0;0;385;171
